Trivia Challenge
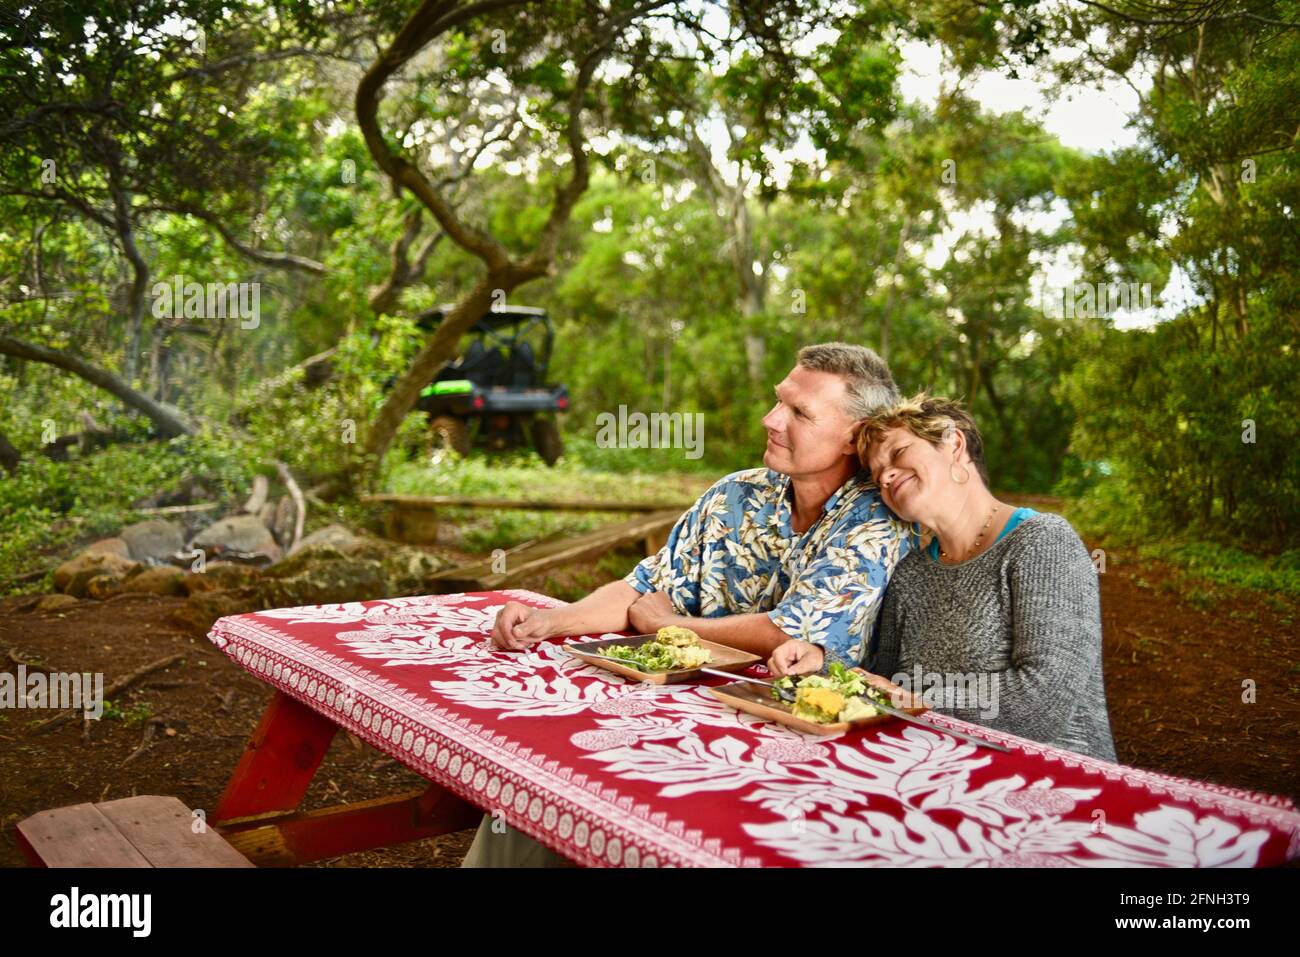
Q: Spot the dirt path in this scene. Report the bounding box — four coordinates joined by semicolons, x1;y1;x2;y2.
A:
1089;543;1298;801
1;543;1296;867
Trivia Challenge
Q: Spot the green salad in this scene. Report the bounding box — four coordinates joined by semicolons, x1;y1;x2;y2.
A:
600;626;711;672
772;663;890;724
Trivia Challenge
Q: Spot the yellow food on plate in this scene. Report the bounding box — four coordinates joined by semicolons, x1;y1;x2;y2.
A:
671;644;711;669
655;625;701;647
793;686;845;724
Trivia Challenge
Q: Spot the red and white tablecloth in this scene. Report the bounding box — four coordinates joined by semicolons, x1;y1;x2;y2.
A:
208;589;1300;867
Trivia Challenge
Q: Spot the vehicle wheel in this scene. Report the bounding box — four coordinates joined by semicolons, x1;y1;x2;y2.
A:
429;415;470;456
532;415;564;466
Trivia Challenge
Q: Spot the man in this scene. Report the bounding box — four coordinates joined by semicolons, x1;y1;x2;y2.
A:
463;342;914;866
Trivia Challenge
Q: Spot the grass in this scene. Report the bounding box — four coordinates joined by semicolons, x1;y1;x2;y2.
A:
385;436;716;501
0;433;253;596
1062;479;1300;611
1134;541;1300;600
0;429;715;594
382;436;714;554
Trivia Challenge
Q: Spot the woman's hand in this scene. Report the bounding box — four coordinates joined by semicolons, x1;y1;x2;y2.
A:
768;639;824;678
628;590;677;633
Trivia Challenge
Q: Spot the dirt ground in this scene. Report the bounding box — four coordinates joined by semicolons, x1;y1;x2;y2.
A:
2;528;1297;868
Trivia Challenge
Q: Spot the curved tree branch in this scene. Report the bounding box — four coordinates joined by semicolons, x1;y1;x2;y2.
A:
0;334;195;438
156;202;327;274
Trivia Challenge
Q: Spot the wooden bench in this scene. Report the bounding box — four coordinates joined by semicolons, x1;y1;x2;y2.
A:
363;493;692;545
426;508;680;594
17;795;254;868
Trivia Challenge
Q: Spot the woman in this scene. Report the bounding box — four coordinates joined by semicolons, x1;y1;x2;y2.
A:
769;393;1117;762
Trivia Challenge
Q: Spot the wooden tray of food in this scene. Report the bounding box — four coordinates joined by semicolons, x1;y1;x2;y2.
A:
565;630;760;685
710;667;927;735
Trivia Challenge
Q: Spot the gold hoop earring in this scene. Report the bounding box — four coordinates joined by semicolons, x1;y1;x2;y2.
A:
950;463;971;485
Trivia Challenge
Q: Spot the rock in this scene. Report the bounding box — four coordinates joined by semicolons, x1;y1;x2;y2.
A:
169;586;264;636
383;509;439;544
256;545;386;609
180;561;264;595
119;519;185;563
179;556;262;595
84;537;131;559
55;552;141;596
180;573;213;596
117;564;187;596
85;574;125;600
377;544;453;594
32;593;80;612
290;524;361;555
190;514;281;563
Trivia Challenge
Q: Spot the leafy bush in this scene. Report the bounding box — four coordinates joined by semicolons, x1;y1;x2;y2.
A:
1059;306;1300;551
0;432;253;593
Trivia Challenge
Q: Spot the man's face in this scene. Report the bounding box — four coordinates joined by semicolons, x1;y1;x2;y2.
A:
761;365;857;478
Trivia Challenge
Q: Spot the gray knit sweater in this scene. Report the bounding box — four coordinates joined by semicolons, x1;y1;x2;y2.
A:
868;511;1117;762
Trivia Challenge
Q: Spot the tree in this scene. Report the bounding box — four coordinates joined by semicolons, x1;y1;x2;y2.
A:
0;1;348;392
350;0;858;486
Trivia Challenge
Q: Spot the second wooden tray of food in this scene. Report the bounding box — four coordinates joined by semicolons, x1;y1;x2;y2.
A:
710;669;928;735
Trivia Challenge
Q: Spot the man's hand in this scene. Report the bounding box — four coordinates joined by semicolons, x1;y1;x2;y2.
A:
490;601;554;651
628;590;677;633
768;639;824;677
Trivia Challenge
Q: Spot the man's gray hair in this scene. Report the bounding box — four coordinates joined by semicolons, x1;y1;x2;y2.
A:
797;342;899;420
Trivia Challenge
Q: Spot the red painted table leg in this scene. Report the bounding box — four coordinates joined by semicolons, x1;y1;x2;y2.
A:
213;691;339;824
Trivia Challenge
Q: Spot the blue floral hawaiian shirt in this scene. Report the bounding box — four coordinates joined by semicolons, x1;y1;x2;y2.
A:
624;467;916;668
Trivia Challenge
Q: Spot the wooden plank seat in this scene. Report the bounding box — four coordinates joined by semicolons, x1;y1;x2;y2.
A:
363;493;692;513
364;493;691;546
17;795;254;868
426;508;681;594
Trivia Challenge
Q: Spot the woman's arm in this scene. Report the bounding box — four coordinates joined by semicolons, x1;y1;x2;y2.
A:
867;586;902;678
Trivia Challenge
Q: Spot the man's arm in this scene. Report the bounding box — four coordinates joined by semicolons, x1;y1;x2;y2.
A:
626;591;789;656
490;473;725;651
766;513;909;670
491;580;640;650
672;612;790;656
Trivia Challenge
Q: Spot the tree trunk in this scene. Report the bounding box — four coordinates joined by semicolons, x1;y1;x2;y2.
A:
356;273;506;484
0;428;20;473
107;173;151;387
0;334;195;438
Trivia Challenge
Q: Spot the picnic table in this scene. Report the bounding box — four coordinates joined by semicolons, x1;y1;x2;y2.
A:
207;589;1300;867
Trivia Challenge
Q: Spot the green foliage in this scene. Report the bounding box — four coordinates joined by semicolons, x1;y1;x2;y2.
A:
1;0;1297;607
233;314;428;484
1137;542;1300;600
0;433;252;593
1060;305;1300;550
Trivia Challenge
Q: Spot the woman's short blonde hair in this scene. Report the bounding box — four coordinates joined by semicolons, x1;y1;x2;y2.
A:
856;392;990;485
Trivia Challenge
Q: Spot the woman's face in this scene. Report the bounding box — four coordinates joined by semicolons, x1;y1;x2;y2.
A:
863;425;952;522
